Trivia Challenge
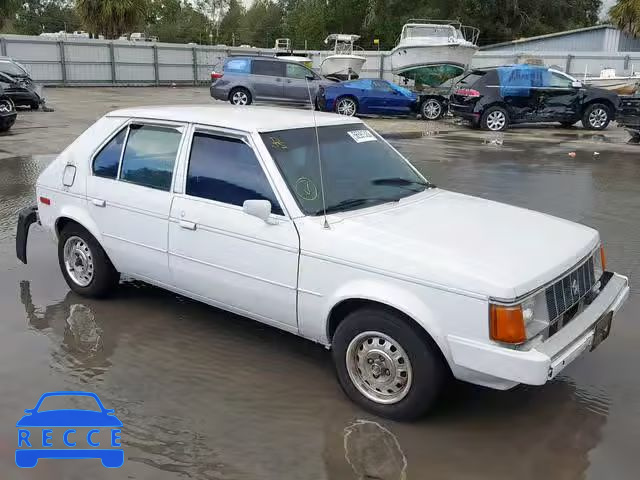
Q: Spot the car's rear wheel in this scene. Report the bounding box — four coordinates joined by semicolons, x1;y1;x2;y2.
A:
335;96;358;116
332;306;446;420
481;106;509;131
229;88;252;106
58;224;119;297
582;103;611;130
421;97;445;120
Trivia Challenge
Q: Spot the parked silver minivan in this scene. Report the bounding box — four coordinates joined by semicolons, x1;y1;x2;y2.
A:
210;56;329;107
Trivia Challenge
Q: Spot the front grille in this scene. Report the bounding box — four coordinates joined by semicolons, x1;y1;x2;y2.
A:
545;255;596;324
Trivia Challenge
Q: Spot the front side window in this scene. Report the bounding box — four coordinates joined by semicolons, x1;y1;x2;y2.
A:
120;124;182;191
286;63;312;79
548;72;573;88
186;132;283;215
93;128;127;179
261;125;429;215
373;80;394;92
252;60;285;77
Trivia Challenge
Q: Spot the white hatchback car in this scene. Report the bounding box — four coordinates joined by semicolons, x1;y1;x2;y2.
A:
17;105;629;420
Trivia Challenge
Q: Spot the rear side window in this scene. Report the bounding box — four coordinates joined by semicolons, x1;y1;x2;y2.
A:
225;58;250;73
186;132;283;215
120;125;182;191
458;72;485;87
252;60;285;77
93;128;126;179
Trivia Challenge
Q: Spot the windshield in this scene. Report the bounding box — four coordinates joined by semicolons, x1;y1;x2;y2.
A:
0;61;28;77
404;25;454;39
261;125;430;215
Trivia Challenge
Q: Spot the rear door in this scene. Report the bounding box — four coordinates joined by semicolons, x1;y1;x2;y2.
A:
86;120;186;284
250;59;285;100
284;62;317;103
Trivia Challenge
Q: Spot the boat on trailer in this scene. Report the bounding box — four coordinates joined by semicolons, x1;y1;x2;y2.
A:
389;19;479;87
320;34;366;81
583;68;639;95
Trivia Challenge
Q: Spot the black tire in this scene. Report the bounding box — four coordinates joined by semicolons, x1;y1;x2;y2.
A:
335;96;358;116
58;224;119;298
582;103;611;130
30;102;40;111
332;307;447;421
229;87;252;106
480;105;509;131
421;97;445;120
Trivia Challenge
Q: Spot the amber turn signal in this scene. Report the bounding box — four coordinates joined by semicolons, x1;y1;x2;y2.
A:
600;245;606;272
489;304;526;344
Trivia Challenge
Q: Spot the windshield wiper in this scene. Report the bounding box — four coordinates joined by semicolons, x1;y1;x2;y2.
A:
318;197;399;215
371;177;435;189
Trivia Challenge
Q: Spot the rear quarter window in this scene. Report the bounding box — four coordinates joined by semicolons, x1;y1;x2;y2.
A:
457;72;485;88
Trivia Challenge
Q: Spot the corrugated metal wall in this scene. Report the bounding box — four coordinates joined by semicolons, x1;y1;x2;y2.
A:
1;34;638;85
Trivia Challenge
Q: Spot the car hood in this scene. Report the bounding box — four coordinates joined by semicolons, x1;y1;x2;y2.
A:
317;189;599;299
16;410;123;427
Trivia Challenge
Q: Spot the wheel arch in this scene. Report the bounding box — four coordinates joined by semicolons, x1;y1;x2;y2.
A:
581;98;615;117
324;285;452;367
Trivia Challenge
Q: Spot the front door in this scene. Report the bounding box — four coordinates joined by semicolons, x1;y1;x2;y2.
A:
536;71;582;122
250;59;285;100
168;128;299;329
86;121;185;284
284;62;317;103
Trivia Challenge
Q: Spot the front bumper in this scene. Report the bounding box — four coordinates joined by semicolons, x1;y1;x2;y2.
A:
448;272;629;387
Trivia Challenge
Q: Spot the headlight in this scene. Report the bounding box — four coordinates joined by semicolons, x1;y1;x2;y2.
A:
490;290;550;344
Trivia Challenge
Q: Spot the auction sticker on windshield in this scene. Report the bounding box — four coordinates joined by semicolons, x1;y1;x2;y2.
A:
347;130;377;143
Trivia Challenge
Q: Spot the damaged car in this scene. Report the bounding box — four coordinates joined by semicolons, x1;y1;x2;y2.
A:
0;85;17;132
0;57;46;110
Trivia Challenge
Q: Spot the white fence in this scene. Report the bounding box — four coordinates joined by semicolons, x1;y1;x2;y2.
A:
1;34;639;86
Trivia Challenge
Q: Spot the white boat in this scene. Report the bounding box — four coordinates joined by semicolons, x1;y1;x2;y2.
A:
389;20;479;87
319;34;366;80
273;38;313;69
583;68;639;95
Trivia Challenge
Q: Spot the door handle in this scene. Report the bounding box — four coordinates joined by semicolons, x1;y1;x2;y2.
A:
179;220;197;231
91;198;106;207
275;77;282;82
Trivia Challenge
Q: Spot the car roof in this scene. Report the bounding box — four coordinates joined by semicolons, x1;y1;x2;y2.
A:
106;104;362;132
227;56;290;63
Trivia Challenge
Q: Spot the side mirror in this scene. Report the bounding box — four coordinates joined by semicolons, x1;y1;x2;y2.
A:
571;81;583;88
306;74;316;81
243;200;272;223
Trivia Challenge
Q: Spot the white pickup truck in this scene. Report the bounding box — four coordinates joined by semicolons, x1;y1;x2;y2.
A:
16;105;629;420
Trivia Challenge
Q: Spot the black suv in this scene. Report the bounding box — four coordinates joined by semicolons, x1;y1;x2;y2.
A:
450;65;620;131
0;85;17;133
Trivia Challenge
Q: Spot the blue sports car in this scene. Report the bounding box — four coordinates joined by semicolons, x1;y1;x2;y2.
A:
317;79;418;117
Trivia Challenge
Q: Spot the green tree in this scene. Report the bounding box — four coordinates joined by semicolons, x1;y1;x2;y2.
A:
145;0;209;43
219;0;245;45
14;0;82;36
609;0;640;36
75;0;149;39
240;0;284;47
0;0;20;30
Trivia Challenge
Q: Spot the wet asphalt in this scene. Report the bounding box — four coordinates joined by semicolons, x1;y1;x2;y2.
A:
1;88;639;479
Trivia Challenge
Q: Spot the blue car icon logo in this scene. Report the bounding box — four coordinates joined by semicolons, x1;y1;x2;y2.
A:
16;391;123;468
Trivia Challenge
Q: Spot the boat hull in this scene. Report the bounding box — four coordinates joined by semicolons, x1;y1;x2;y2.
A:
389;44;477;86
320;55;366;80
583;78;639;95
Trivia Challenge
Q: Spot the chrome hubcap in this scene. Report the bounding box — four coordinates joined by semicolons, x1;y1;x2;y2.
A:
346;331;412;404
589;108;608;128
423;99;441;119
337;99;356;116
0;99;13;113
63;236;94;287
232;91;248;105
486;111;506;131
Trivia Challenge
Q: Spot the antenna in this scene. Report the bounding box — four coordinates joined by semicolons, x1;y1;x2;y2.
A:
305;75;329;229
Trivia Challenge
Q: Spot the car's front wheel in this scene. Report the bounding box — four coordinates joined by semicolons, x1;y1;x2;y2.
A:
582;103;611;130
335;96;358;116
58;224;120;297
481;106;509;131
332;306;447;420
229;87;252;106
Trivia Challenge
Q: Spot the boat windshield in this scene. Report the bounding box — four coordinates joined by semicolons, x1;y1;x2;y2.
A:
403;25;455;39
261;124;430;216
335;41;354;55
